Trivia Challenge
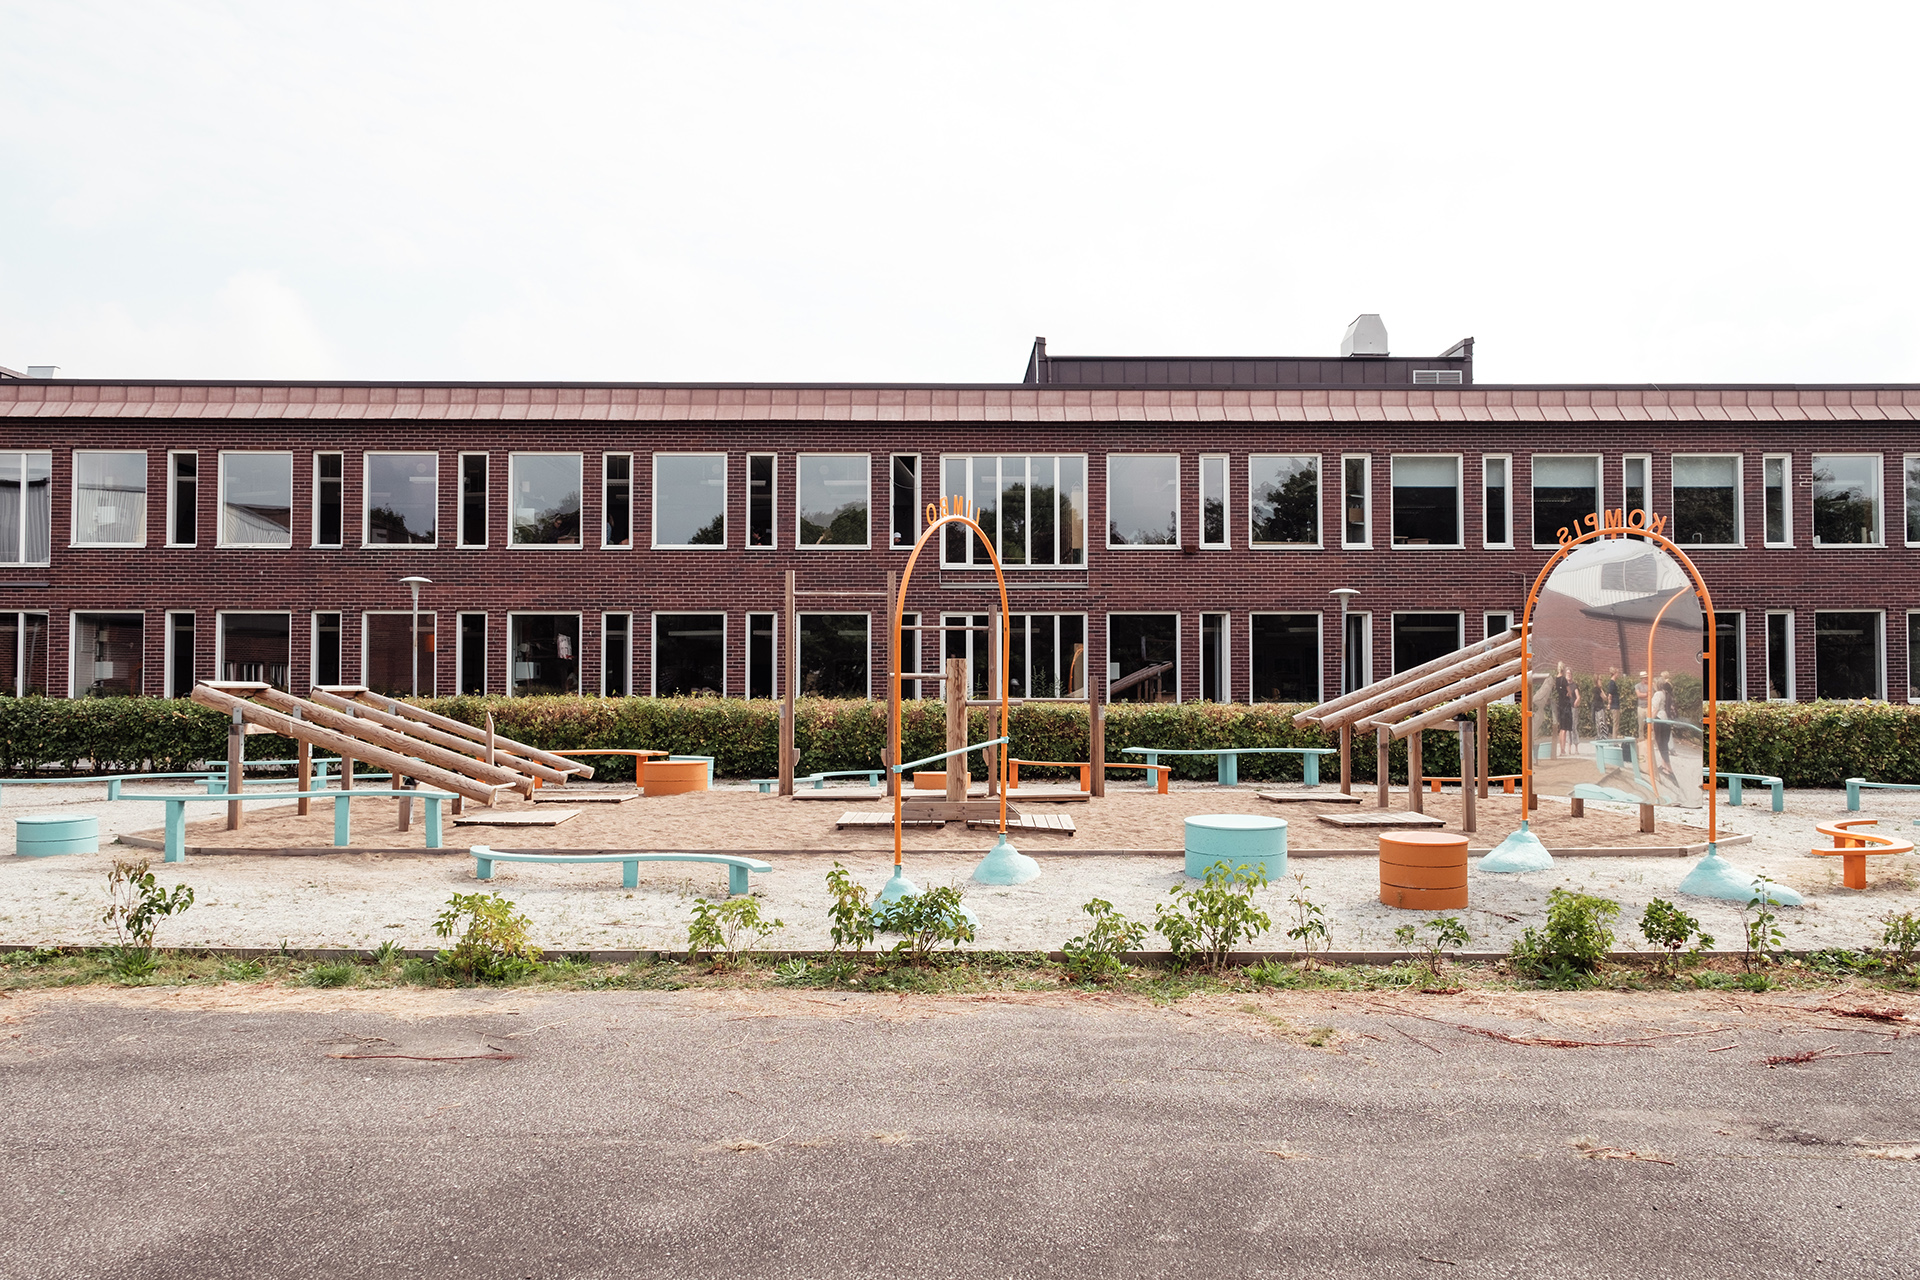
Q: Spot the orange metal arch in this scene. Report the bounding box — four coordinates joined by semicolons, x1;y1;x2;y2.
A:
890;509;1014;870
1520;521;1719;842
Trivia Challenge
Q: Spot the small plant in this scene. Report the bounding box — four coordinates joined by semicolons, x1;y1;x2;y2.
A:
1395;916;1470;982
1243;958;1304;989
824;863;877;955
1284;874;1331;968
1736;878;1788;972
370;939;402;966
433;892;542;982
216;958;264;983
1639;898;1715;977
686;896;786;968
1061;898;1148;983
1877;910;1920;975
305;960;356;988
101;859;194;984
1155;862;1273;973
875;885;975;963
1510;889;1619;988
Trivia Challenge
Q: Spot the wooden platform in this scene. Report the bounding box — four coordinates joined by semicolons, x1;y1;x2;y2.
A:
1316;810;1447;829
1258;791;1363;805
453;809;581;827
792;788;884;802
534;790;639;804
968;812;1076;835
836;811;941;829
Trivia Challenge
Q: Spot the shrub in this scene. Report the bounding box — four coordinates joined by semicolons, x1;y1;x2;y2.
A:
1510;889;1619;987
1061;898;1148;983
686;896;785;967
1736;878;1789;972
1283;873;1331;967
824;864;877;955
1155;862;1273;973
1879;911;1920;975
101;859;194;984
875;885;975;962
1394;916;1471;981
1639;898;1714;977
433;892;542;982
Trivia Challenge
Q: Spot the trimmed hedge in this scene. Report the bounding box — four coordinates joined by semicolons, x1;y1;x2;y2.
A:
2;694;1917;790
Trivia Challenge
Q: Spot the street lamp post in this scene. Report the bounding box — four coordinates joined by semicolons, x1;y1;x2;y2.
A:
400;576;432;698
1329;588;1361;696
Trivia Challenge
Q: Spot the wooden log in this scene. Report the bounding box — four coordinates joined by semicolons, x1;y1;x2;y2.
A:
1359;660;1523;733
1408;730;1424;814
780;569;797;796
226;708;243;830
1340;722;1352;796
1090;701;1106;799
308;689;564;783
1342;653;1523;732
296;740;312;816
189;685;499;805
252;688;533;797
1458;716;1476;834
1375;724;1390;810
1295;629;1521;726
1382;675;1527;740
945;657;968;803
1477;706;1491;801
341;692;587;779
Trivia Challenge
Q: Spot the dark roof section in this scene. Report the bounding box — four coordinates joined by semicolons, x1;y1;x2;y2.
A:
1022;336;1474;387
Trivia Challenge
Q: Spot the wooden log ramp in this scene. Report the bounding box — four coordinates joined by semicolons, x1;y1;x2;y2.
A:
326;688;592;781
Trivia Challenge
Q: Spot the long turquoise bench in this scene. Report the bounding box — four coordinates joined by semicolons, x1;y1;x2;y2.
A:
751;768;884;793
1706;769;1784;812
115;788;456;863
0;773;222;805
468;845;772;894
1846;778;1920;812
1122;746;1338;787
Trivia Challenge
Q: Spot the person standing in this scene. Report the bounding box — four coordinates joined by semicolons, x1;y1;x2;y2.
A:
1602;667;1622;738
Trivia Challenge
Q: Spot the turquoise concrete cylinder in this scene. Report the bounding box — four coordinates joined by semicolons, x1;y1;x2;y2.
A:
1184;814;1286;880
16;813;100;857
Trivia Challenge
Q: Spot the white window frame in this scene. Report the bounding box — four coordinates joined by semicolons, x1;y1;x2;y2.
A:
1813;608;1886;700
648;611;727;697
1246;453;1322;550
1199;610;1231;701
214;610;293;686
797;611;872;699
166;451;197;548
1247;611;1323;705
507;452;586;550
0;451;52;567
1669;453;1744;549
747;453;778;551
651;452;728;550
1908;611;1920;704
1106;453;1183;551
215;451;296;550
1622;453;1650;518
1341;453;1371;550
601;611;633;696
890;452;921;552
938;454;1091;568
746;610;779;698
794;453;871;551
165;609;195;698
69;610;145;698
1764;610;1795;702
602;453;634;550
456;611;488;696
1481;453;1512;550
1711;610;1746;702
1904;454;1920;549
1762;453;1793;549
1388;453;1463;549
1529;453;1603;549
1341;610;1373;695
458;452;489;549
360;611;438;697
1484;611;1514;641
505;611;585;694
1809;453;1885;549
360;451;439;550
69;450;148;549
310;610;343;689
1199;454;1230;549
1104;612;1181;704
1389;611;1464;673
310;451;343;549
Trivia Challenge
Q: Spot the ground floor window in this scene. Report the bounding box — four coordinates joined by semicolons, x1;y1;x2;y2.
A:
510;614;580;695
1910;613;1920;703
943;613;1086;699
898;612;921;699
0;613;49;696
1250;613;1320;703
167;612;195;698
364;612;436;698
747;612;776;698
458;613;486;695
1391;612;1462;674
1815;611;1882;700
1108;613;1176;702
220;613;291;690
799;613;868;697
312;612;342;687
655;613;724;696
1342;611;1371;696
603;614;630;696
72;612;143;698
1200;613;1227;702
1485;611;1513;641
1766;612;1793;700
1708;612;1742;702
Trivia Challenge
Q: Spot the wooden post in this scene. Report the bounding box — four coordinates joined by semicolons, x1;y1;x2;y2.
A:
1457;715;1476;834
1375;724;1390;809
1570;797;1584;819
1476;705;1490;801
296;740;311;816
341;754;354;792
1408;729;1424;814
1339;723;1352;796
398;777;412;831
945;656;968;804
985;605;1000;797
1639;803;1655;833
484;711;496;767
780;569;797;796
226;707;244;830
1090;699;1106;798
885;570;898;798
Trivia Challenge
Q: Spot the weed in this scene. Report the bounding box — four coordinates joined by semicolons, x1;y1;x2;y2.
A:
100;859;194;985
875;885;975;962
1510;889;1619;988
1639;898;1715;978
305;961;356;988
1736;971;1774;992
432;892;542;982
1878;911;1920;975
1283;874;1331;968
369;939;402;966
538;956;593;982
1061;898;1148;983
1395;917;1471;982
216;958;264;982
824;864;877;955
1155;862;1273;973
1243;958;1305;989
399;956;436;985
1689;970;1733;990
1736;878;1788;972
687;896;786;968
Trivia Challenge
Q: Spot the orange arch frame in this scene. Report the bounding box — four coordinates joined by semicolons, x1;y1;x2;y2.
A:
1521;520;1719;843
890;505;1014;870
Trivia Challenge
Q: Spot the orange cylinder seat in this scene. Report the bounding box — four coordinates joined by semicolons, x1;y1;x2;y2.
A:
1379;830;1469;910
643;760;709;797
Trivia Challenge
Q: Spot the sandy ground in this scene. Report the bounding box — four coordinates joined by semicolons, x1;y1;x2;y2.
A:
0;778;1915;954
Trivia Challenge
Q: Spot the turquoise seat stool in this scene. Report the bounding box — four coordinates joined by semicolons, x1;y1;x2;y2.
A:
1184;814;1286;881
16;813;100;857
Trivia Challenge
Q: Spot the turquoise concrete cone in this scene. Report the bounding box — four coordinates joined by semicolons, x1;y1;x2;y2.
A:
1676;846;1804;906
1477;820;1554;873
972;832;1041;885
873;866;921;904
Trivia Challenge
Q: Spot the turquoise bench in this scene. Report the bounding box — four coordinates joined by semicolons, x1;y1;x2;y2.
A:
1846;778;1920;812
115;788;456;863
1123;746;1338;787
751;768;884;794
1707;770;1784;812
468;845;772;894
0;773;221;804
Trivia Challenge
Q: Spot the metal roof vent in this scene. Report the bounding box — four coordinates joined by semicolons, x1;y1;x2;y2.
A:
1339;315;1388;357
1413;369;1464;385
26;365;59;378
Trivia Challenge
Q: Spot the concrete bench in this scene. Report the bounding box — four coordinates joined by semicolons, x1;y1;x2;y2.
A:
1123;746;1338;787
468;845;772;894
751;769;884;793
0;773;222;804
115;788;456;863
1707;770;1784;812
1008;759;1170;793
1845;778;1920;812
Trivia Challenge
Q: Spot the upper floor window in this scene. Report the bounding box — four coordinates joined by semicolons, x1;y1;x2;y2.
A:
1390;455;1460;547
654;453;726;547
1199;455;1228;548
1106;454;1178;548
1904;455;1920;547
1342;455;1370;548
219;452;293;547
313;453;343;547
1763;455;1791;547
944;454;1087;565
1671;454;1740;547
1482;455;1511;548
0;451;52;565
748;454;776;548
603;454;632;548
168;452;197;547
1249;454;1319;548
71;450;146;547
459;453;488;547
363;452;437;546
797;454;869;548
890;454;919;550
1531;455;1599;547
1811;454;1882;547
510;452;582;546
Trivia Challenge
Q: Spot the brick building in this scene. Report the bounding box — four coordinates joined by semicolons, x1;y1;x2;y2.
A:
0;323;1914;707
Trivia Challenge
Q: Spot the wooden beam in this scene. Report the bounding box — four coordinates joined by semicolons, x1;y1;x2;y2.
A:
337;691;590;779
1325;646;1523;731
307;688;567;783
252;688;534;797
1384;675;1526;740
1294;629;1521;727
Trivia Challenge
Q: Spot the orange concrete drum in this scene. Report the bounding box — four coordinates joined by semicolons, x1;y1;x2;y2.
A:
643;760;710;797
1379;830;1469;910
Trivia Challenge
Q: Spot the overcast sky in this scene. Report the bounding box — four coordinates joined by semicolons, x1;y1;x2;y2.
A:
2;1;1915;386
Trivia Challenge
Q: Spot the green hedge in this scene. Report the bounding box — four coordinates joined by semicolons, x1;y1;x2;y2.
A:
2;695;1916;790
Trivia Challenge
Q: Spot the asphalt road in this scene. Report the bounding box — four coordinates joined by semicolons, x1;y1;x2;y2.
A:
3;985;1916;1279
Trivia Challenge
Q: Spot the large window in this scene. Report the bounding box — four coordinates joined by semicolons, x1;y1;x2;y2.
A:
1482;455;1510;548
1815;611;1882;699
458;613;487;695
364;613;437;697
891;454;919;550
1671;455;1740;547
748;454;776;548
168;452;197;547
654;613;725;696
509;614;581;694
219;612;291;690
363;453;437;546
1343;455;1370;548
1531;455;1600;546
0;612;50;695
1250;614;1320;703
509;453;583;546
1707;612;1742;702
942;613;1087;700
653;454;726;547
746;612;777;698
459;453;488;547
1106;455;1178;547
1390;455;1460;547
1249;455;1319;547
71;451;146;547
313;453;342;547
0;451;51;566
72;612;143;697
1108;613;1177;702
603;455;632;548
797;455;869;548
167;612;195;698
943;455;1087;565
219;453;294;547
798;613;868;696
1811;455;1881;547
1765;612;1793;701
1391;613;1462;674
1200;456;1228;548
1763;455;1791;547
1905;455;1920;546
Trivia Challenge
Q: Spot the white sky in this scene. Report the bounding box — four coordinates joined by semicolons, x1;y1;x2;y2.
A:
2;1;1916;385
